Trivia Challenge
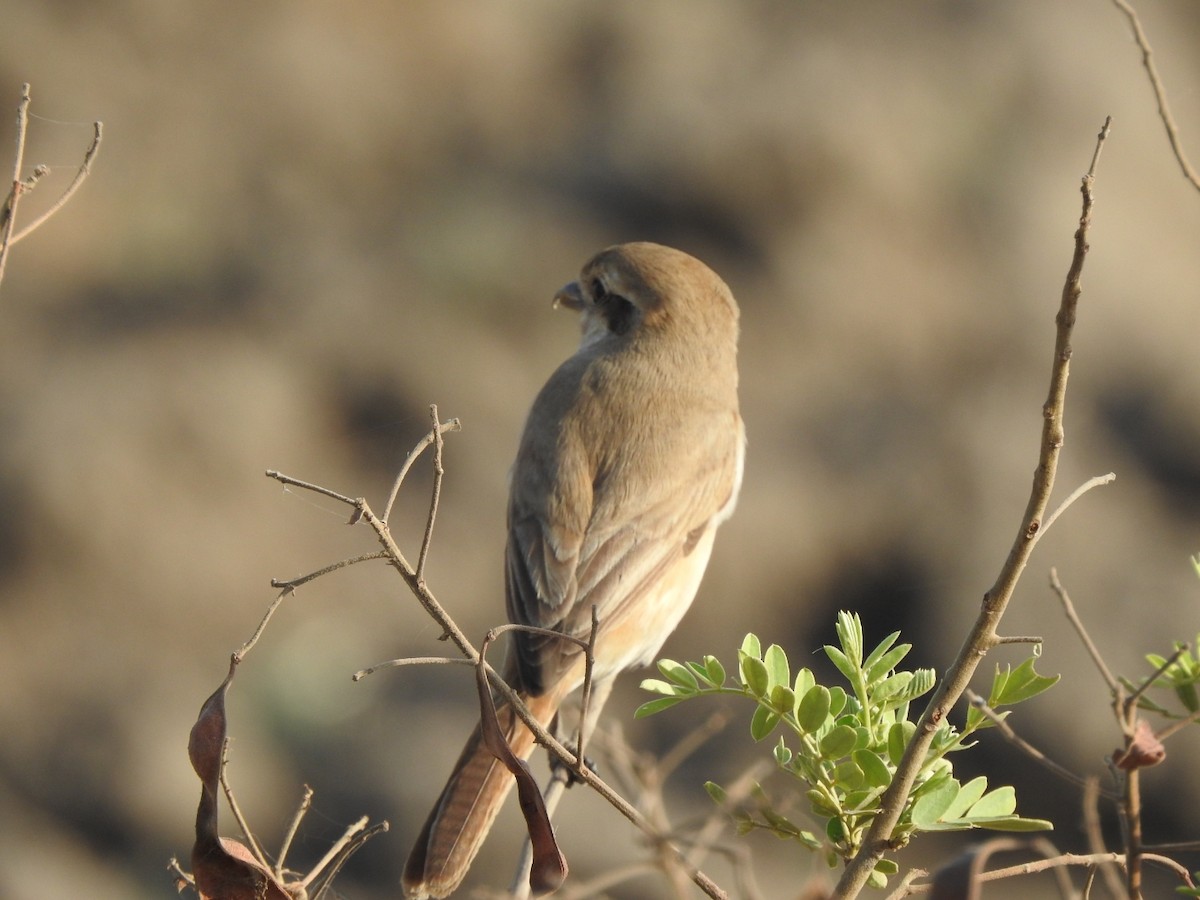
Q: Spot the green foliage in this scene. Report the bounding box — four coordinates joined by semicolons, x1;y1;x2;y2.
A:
638;611;1056;887
1129;559;1200;719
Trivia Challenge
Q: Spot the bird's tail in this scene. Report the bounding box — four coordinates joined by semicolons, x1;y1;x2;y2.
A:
402;690;560;899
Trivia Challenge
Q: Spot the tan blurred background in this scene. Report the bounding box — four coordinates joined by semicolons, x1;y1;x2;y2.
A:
1;2;1199;898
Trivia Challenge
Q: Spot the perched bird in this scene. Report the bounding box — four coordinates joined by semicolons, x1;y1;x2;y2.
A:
403;242;745;898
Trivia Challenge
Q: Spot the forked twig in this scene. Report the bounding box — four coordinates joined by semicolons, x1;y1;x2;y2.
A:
9;120;103;245
0;83;104;294
380;413;462;525
269;419;729;897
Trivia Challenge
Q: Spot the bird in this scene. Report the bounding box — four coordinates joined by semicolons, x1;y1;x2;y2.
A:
402;242;745;898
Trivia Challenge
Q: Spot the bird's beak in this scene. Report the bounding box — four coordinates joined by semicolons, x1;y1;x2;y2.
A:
552;281;586;311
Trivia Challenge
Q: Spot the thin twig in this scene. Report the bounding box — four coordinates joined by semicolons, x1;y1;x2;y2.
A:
266;469;358;507
415;404;445;582
1050;567;1119;694
1124;643;1189;717
0;83;32;290
1083;777;1127;899
308;821;389;899
9;120;103;245
965;690;1115;796
353;655;473;680
1109;0;1200;193
219;738;270;869
1042;473;1116;534
380;416;462;525
577;605;600;766
270;551;387;591
276;785;313;878
1153;705;1200;742
831;118;1110;900
296;815;370;890
237;588;292;659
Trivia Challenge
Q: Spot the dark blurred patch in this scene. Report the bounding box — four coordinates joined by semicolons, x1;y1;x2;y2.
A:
546;163;764;266
808;543;937;673
329;371;433;477
0;464;32;584
1098;385;1200;517
50;258;260;338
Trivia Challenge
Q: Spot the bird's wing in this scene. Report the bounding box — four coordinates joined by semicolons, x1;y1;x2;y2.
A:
505;410;741;693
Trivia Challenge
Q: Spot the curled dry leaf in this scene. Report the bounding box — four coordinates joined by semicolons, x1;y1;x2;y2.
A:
1113;718;1166;771
188;655;294;900
475;660;568;895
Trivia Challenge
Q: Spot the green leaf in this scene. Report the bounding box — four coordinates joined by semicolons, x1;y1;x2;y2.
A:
862;629;900;669
887;721;913;765
635;696;686;717
835;610;864;665
657;659;698;690
825;645;857;683
764;643;790;691
899;668;936;703
828;686;848;718
867;869;888;889
640;678;683;696
751;705;781;741
806;788;839;817
704;655;727;686
911;776;959;827
704;781;727;804
990;657;1059;706
741;632;762;659
774;737;793;766
826;815;848;845
819;723;858;758
943;775;988;820
967;785;1017;818
853;749;892;788
794;667;815;698
968;815;1053;832
866;641;910;682
834;758;864;791
771;684;796;714
741;655;770;697
796;684;832;733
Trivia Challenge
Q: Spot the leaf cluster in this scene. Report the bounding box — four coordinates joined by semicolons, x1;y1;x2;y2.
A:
639;611;1057;888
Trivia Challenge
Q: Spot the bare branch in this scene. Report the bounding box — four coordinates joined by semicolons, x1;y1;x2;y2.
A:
0;83;33;290
1042;472;1116;535
1050;567;1120;693
9;119;103;245
270;551;388;591
415;404;446;582
965;689;1116;796
831;118;1110;899
266;469;358;507
1110;0;1200;193
380;415;462;525
276;784;314;879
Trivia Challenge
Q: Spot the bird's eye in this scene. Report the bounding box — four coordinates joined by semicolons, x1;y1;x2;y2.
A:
590;278;607;301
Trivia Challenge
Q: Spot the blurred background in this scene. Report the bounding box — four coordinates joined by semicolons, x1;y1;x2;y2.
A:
1;2;1198;898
